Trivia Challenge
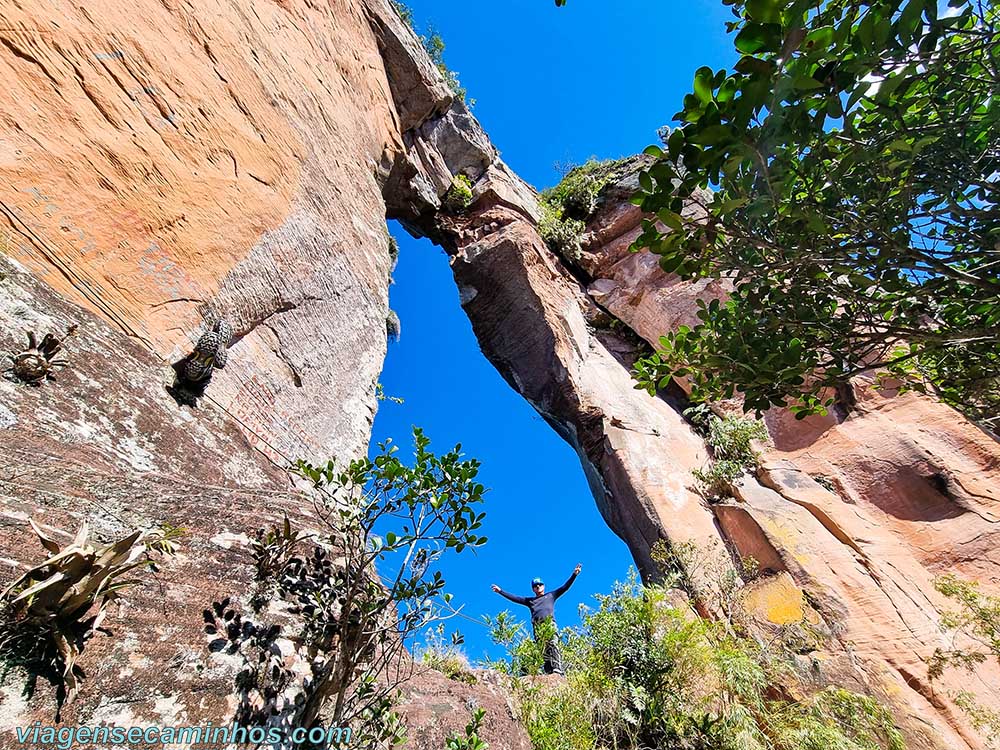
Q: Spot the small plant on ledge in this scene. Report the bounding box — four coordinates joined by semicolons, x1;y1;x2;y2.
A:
4;325;77;386
418;623;477;684
375;382;404;405
536;157;634;262
684;404;769;500
386;309;402;343
443;174;475;213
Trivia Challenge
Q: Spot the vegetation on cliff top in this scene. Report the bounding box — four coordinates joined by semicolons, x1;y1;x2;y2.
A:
626;0;999;425
392;1;471;104
537;157;636;262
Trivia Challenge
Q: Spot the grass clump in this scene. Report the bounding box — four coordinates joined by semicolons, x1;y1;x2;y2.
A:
537;157;633;261
418;624;477;685
927;574;1000;746
684;404;769;499
443;174;474;213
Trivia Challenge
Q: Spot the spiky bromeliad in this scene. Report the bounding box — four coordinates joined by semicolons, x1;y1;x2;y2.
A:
183;319;233;383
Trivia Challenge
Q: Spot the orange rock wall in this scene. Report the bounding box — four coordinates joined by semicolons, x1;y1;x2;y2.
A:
545;172;1000;749
393;161;1000;749
1;0;415;464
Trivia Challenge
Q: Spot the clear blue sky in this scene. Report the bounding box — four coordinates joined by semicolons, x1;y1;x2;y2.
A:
372;0;736;664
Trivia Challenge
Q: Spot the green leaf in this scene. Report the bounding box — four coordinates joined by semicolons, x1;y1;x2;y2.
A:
659;253;685;274
717;77;739;102
803;26;834;51
657;209;684;231
689;124;732;145
746;0;781;24
898;0;924;41
694;66;715;103
792;75;825;90
715;197;749;213
735;23;783;54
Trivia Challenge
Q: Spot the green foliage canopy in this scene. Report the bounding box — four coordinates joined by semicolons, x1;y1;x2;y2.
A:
631;0;999;422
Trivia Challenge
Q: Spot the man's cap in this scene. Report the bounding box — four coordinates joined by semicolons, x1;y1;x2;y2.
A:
531;577;544;586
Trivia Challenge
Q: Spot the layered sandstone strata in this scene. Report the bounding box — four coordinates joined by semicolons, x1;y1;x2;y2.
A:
0;1;527;744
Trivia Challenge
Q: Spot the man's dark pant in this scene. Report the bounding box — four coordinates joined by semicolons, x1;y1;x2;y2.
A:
533;619;563;675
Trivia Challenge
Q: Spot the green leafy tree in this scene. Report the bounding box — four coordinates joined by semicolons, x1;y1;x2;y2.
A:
631;0;999;423
279;428;488;744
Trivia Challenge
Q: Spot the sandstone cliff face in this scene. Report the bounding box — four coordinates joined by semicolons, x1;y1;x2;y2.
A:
398;156;1000;749
0;0;529;745
1;0;998;748
0;0;404;466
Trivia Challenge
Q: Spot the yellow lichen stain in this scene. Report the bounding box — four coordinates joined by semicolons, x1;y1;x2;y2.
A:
742;572;816;626
878;671;903;696
760;517;812;567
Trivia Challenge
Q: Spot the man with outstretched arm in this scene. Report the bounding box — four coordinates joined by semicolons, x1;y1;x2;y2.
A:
491;563;582;675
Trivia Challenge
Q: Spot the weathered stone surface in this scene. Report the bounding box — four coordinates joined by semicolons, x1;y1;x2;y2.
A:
0;251;310;729
0;0;529;744
0;0;410;465
433;201;726;583
397;669;531;750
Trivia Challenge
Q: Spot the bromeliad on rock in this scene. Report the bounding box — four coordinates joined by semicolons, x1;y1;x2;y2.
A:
4;325;77;385
183;319;233;384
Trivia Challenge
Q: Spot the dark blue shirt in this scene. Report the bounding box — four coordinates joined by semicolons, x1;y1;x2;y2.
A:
497;571;579;624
